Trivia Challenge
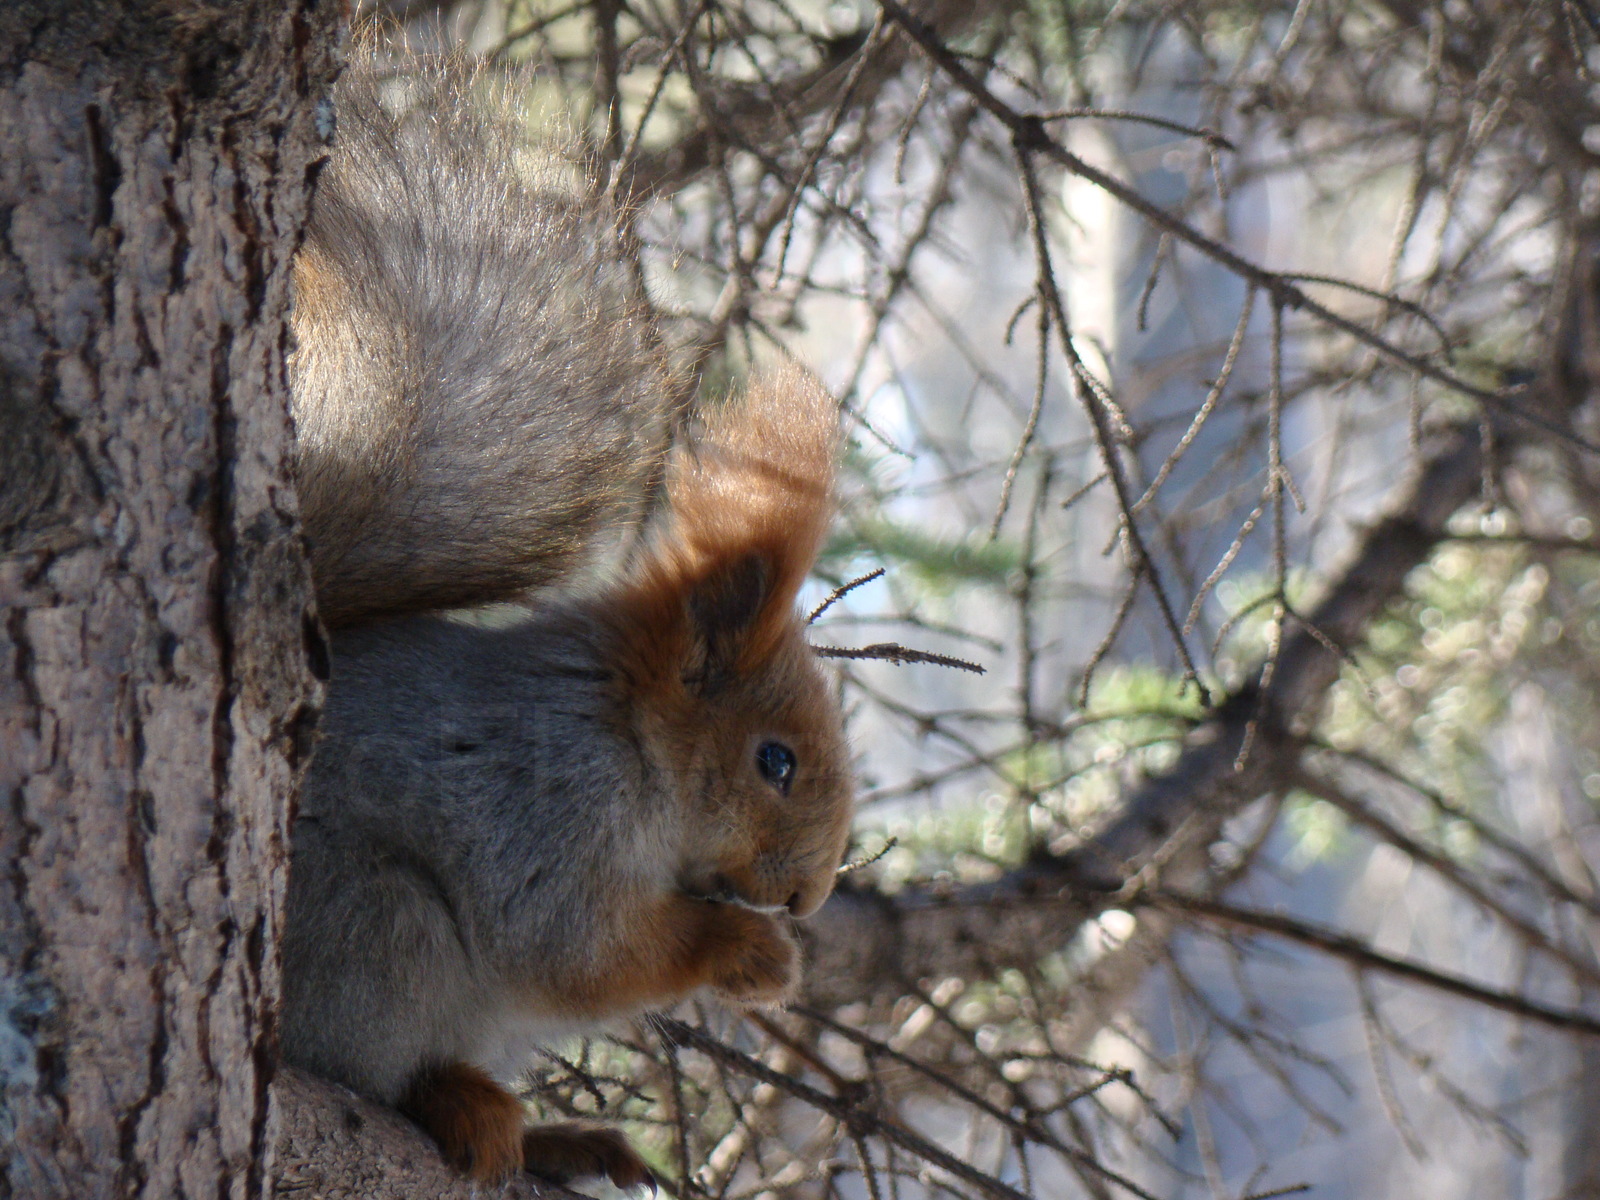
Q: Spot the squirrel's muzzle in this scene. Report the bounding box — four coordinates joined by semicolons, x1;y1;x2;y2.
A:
686;859;833;918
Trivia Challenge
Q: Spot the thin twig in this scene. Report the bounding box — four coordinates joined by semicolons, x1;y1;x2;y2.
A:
872;0;1600;456
1154;894;1600;1037
809;568;887;624
816;643;987;674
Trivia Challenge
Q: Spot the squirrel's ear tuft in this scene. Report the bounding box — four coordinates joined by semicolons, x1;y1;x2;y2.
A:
622;365;840;683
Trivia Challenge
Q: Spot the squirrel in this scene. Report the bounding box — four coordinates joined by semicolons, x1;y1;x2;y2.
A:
279;58;854;1189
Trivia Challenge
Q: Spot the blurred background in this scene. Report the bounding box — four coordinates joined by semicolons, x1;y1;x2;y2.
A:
370;3;1600;1196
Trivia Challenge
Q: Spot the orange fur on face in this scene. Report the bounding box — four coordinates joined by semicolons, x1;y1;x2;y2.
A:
524;365;853;1021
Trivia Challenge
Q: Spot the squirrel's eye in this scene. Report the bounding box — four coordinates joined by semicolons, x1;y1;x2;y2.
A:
755;741;796;794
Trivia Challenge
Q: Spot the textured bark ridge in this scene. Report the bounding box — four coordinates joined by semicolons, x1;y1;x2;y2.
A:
273;1068;589;1200
0;5;339;1197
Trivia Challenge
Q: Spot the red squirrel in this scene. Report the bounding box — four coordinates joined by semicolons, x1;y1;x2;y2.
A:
280;58;854;1188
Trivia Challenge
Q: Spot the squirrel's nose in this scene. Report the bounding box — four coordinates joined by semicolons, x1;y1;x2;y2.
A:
785;878;832;919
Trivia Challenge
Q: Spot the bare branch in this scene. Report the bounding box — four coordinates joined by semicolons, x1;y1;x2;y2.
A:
1152;895;1600;1039
805;419;1491;1000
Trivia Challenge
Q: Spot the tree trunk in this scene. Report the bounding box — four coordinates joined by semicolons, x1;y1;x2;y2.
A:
0;5;339;1196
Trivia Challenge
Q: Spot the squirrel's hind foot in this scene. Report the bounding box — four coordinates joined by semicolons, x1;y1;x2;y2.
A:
524;1121;655;1191
401;1061;652;1189
401;1061;528;1182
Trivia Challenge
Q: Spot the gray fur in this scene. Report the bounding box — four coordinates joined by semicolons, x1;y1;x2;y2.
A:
280;595;852;1103
282;612;667;1101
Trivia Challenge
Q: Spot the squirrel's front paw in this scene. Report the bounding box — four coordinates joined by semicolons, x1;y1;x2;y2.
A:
708;906;800;1005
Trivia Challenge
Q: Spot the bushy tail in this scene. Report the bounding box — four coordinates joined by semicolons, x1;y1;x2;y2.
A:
290;57;674;628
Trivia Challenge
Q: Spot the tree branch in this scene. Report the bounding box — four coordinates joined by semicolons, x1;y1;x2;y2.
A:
804;420;1489;1003
871;0;1596;454
651;1018;1159;1200
1147;895;1600;1038
272;1068;588;1200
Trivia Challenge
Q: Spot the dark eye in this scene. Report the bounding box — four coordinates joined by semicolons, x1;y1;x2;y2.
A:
755;741;796;794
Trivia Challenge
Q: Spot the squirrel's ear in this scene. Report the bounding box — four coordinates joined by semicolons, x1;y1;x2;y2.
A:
624;365;839;685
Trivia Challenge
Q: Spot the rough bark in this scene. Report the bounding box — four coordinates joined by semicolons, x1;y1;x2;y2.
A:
0;5;339;1197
